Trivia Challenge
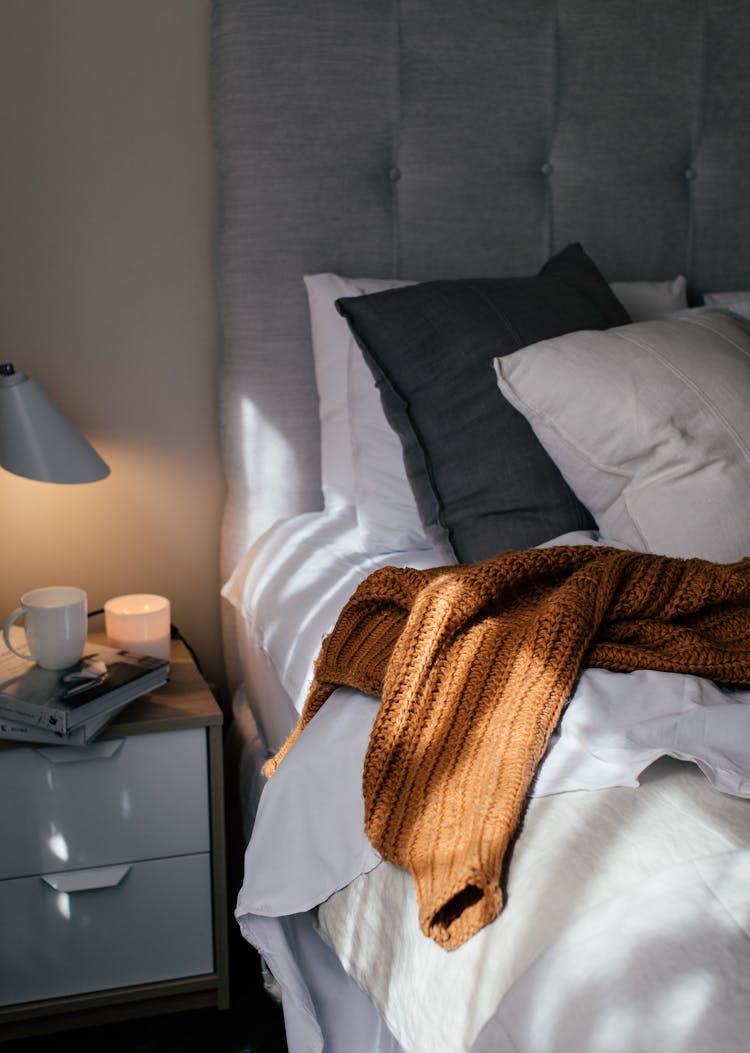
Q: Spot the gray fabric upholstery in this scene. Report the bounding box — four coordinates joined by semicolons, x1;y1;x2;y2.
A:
212;0;750;579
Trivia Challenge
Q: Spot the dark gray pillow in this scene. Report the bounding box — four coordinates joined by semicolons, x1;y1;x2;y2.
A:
336;243;631;562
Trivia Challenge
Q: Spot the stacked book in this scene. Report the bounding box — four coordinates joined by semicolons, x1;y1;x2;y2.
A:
0;641;169;746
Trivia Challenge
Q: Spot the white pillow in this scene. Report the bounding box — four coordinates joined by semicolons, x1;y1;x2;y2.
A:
609;275;687;321
493;311;750;563
304;273;429;551
305;274;358;510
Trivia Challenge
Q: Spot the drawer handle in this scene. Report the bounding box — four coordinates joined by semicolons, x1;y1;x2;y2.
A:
41;864;131;893
35;740;124;764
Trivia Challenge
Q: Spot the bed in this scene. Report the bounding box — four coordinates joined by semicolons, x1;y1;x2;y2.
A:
211;3;750;1051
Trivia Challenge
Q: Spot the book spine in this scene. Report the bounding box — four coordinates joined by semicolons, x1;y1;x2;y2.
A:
0;718;70;746
0;697;65;732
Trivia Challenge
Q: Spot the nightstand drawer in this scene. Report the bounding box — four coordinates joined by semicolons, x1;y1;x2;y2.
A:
0;729;210;880
0;852;214;1006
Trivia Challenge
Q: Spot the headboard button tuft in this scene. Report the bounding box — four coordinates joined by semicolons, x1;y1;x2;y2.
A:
684;167;696;180
389;167;402;182
540;162;554;176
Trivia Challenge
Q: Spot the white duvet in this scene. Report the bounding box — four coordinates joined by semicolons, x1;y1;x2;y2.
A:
317;759;750;1053
238;686;750;1051
231;518;750;1053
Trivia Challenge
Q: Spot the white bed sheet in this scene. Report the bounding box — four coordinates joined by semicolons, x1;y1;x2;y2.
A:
222;507;454;752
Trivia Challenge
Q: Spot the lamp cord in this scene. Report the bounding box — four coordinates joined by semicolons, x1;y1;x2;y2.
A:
87;608;204;677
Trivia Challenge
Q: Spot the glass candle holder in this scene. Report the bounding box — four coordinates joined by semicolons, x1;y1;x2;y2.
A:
104;594;171;662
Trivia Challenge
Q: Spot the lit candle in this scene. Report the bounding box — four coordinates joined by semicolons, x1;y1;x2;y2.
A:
104;594;171;662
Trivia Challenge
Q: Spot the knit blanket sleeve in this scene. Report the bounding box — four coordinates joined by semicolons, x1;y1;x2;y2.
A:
264;545;750;949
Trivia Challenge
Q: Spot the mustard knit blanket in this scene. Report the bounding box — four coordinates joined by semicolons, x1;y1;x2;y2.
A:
265;545;750;949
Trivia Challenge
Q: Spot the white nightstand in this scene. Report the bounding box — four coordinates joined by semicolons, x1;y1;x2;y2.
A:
0;638;230;1039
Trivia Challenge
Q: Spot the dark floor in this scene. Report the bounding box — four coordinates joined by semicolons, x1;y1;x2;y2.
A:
1;953;287;1053
2;1002;287;1053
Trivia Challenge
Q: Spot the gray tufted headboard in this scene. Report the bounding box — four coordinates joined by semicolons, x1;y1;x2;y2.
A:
212;0;750;584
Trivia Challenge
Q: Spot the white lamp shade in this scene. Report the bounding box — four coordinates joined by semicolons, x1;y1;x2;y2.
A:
0;367;109;484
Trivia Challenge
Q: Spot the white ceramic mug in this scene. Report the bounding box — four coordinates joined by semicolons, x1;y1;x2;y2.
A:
3;586;88;670
104;594;171;661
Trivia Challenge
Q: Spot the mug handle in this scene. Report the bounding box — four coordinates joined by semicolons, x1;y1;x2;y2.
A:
3;607;35;662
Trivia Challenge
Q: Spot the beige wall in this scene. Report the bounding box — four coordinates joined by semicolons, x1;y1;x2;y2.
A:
0;2;226;694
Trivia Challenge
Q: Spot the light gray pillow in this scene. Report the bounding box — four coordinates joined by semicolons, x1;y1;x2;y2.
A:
494;311;750;563
703;290;750;320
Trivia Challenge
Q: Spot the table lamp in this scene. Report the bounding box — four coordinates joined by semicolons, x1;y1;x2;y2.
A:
0;363;109;483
